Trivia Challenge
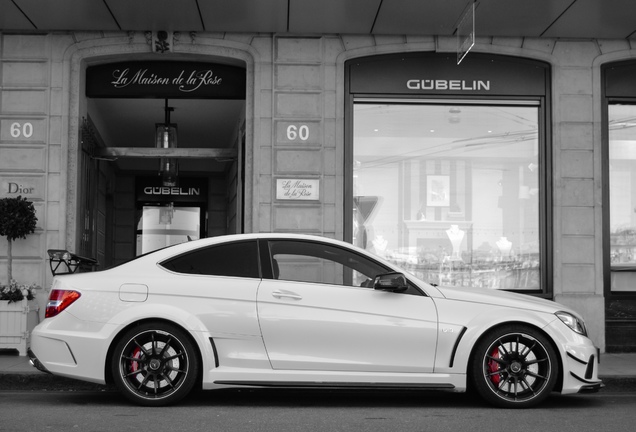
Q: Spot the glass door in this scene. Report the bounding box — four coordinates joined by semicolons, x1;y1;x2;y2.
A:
136;204;202;255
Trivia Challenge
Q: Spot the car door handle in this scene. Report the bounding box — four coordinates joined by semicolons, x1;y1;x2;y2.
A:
271;290;303;300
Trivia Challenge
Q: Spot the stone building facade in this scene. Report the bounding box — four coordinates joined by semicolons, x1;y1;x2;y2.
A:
2;31;636;351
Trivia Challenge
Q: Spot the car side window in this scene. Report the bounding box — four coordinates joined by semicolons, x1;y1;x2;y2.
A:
268;240;387;287
160;240;260;278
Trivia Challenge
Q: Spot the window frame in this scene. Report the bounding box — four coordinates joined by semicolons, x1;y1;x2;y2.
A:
159;239;261;279
344;76;552;296
260;238;425;296
603;96;636;297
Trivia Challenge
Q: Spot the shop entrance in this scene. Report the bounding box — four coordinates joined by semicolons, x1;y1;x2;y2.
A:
135;178;208;255
80;60;246;266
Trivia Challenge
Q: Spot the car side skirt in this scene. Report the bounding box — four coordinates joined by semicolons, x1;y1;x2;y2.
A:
202;369;466;392
212;381;456;390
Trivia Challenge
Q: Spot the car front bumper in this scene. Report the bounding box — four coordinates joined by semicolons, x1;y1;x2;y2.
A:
567;347;604;393
545;319;603;394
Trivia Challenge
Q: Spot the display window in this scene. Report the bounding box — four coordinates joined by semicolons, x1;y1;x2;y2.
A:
608;104;636;292
608;103;636;292
352;101;541;290
603;60;636;294
603;60;636;351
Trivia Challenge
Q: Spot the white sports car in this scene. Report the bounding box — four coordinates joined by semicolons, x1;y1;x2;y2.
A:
29;233;602;407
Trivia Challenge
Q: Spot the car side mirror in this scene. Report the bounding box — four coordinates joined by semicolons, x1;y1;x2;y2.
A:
373;272;408;293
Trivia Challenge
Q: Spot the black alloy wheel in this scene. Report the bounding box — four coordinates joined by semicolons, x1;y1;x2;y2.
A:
111;322;199;406
471;325;559;408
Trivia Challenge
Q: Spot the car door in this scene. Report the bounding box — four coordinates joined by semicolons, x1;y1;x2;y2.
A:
158;239;262;336
256;239;438;373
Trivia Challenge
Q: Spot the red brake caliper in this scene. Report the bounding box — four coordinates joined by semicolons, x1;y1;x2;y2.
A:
130;347;141;373
488;346;501;385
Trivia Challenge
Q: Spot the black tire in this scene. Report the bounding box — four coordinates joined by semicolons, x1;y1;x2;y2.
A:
470;325;559;408
111;322;199;406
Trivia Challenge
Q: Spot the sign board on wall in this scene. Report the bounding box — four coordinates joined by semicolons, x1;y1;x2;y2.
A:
1;177;44;200
136;177;208;203
276;179;320;200
86;61;246;99
347;53;549;97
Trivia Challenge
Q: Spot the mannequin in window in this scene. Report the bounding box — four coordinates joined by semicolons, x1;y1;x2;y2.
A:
416;204;426;221
372;235;388;257
497;236;512;258
446;224;465;260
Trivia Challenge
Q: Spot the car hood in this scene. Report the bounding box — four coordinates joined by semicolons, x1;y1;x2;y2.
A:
435;285;565;314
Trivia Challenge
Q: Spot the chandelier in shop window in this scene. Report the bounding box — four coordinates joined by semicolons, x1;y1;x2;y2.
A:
156;99;178;187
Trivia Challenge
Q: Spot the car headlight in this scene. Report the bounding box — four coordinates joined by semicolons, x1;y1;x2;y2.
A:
556;311;587;336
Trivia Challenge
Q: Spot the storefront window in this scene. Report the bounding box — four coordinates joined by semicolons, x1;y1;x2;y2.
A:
608;103;636;292
353;102;541;290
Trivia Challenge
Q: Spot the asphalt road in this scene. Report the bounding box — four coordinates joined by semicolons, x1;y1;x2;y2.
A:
1;388;635;432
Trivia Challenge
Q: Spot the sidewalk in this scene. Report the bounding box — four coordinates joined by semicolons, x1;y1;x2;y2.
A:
1;350;635;392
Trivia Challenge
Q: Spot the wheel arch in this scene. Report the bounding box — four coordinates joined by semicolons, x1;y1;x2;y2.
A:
465;320;564;393
103;317;205;386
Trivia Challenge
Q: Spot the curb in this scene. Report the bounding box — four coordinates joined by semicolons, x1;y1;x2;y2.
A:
0;373;114;392
598;376;636;393
1;372;635;393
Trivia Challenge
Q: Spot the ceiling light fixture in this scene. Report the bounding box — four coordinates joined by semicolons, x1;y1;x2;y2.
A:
448;107;461;124
156;99;178;187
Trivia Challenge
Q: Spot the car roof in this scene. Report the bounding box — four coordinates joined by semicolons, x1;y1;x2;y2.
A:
133;233;361;263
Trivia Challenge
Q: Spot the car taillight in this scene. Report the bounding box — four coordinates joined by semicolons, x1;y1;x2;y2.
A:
45;289;81;318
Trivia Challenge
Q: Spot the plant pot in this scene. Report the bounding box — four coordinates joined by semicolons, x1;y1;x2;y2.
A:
0;299;31;355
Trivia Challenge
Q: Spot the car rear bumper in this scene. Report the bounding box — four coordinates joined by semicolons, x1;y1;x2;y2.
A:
28;313;118;385
27;348;51;374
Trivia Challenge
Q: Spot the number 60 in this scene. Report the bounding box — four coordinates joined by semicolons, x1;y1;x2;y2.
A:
10;122;34;138
286;124;309;141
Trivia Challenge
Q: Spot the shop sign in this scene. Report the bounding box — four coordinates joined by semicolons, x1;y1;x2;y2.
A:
406;79;489;91
1;177;43;199
348;53;548;96
136;178;207;203
276;179;320;201
86;61;246;99
143;186;201;196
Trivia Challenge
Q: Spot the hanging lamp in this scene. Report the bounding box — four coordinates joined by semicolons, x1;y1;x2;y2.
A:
156;99;178;187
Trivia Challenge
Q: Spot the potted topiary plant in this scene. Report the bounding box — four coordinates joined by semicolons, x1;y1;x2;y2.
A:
0;195;39;355
0;195;38;285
